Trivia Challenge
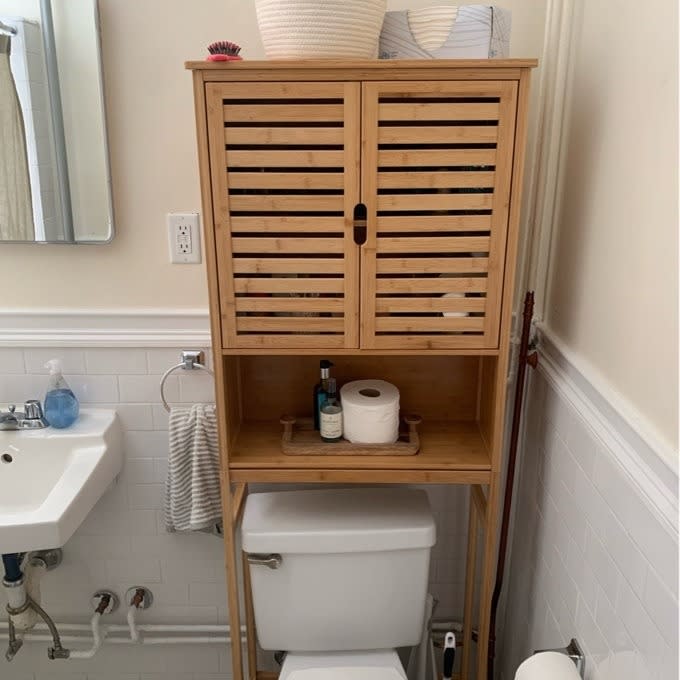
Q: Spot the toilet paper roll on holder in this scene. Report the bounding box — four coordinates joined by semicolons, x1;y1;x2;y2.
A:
535;638;585;679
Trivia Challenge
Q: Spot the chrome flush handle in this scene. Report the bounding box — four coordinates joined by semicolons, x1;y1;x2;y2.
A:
247;554;282;570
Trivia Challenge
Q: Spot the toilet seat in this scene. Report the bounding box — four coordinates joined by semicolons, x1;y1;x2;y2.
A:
280;649;407;680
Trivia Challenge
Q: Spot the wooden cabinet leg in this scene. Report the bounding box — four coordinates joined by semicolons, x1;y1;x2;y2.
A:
461;491;479;680
222;476;245;680
242;486;258;680
475;483;498;680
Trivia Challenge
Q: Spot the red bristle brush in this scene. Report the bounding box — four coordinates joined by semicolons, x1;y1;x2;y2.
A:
207;40;243;62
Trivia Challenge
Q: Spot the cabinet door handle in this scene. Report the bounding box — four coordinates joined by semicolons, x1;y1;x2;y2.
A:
353;204;367;246
353;220;367;246
247;553;282;570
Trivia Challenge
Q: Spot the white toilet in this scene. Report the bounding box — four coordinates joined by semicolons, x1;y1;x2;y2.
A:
241;487;437;680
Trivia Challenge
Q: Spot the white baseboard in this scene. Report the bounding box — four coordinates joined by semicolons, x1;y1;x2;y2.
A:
537;324;678;536
0;308;212;348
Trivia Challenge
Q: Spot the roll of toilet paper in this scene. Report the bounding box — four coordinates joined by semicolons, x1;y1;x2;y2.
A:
515;652;581;680
340;379;400;444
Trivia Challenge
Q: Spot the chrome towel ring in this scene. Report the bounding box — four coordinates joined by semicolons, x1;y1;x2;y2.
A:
159;350;215;412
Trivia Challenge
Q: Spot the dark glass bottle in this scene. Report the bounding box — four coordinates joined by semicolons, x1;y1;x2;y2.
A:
313;359;333;430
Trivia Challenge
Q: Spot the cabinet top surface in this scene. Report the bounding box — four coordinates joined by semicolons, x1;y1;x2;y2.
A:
185;58;538;71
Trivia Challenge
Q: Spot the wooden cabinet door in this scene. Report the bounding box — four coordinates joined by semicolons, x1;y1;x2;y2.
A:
206;82;360;350
360;81;518;350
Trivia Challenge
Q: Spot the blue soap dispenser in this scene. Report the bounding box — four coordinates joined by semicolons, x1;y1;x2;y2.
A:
44;358;79;428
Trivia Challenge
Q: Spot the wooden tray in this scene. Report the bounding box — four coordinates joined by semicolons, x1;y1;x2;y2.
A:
280;414;422;456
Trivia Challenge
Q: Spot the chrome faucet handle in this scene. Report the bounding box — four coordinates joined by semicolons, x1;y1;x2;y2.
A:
7;404;16;414
20;400;48;429
24;400;44;420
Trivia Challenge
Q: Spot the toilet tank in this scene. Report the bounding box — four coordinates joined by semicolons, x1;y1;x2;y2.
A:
241;487;436;652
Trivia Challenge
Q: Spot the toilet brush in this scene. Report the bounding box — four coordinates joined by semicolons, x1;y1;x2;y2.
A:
443;632;456;680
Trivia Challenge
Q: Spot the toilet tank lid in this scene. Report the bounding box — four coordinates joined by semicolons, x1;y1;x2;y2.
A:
241;488;436;554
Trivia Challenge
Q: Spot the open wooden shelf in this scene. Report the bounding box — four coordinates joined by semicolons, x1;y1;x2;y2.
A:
228;420;491;484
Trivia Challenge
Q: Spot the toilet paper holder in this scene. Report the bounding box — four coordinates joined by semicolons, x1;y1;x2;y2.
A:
535;638;585;679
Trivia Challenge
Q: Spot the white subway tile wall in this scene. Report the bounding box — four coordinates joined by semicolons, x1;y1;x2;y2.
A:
0;347;468;680
499;370;678;680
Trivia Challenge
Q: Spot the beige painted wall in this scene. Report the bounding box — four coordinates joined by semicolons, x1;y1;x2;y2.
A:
0;0;545;309
545;0;678;450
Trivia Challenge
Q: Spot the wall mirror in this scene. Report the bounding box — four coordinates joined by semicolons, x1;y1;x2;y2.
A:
0;0;113;243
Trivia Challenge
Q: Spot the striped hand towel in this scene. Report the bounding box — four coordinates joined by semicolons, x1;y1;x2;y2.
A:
164;404;222;533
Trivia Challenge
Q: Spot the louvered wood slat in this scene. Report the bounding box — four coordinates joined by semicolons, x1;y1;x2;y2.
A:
228;195;345;212
377;194;493;211
232;258;344;274
236;317;344;333
233;278;344;294
213;81;350;99
235;297;345;313
231;237;345;254
376;257;489;274
228;173;345;190
378;171;495;190
377;236;490;254
226;150;344;168
378;149;497;167
223;104;344;122
376;278;488;294
229;216;345;232
376;215;493;232
225;127;344;145
375;297;487;313
361;80;518;349
379;102;499;120
375;317;486;332
234;335;346;349
379;125;498;144
207;81;359;349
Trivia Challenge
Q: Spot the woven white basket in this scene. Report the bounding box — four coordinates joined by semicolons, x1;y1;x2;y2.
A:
255;0;387;59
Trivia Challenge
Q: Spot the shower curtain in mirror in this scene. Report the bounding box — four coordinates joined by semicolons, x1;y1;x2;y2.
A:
0;33;34;240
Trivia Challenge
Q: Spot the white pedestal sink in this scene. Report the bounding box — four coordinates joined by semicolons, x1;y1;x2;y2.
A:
0;409;123;553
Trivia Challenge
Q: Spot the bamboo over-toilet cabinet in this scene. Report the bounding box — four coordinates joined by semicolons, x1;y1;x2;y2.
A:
188;60;536;680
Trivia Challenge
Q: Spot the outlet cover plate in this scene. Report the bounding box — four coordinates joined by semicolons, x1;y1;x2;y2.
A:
168;212;201;264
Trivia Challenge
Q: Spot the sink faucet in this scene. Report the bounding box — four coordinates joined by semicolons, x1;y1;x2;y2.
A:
0;401;49;430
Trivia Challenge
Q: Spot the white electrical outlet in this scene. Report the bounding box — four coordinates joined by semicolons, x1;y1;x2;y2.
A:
168;212;201;264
